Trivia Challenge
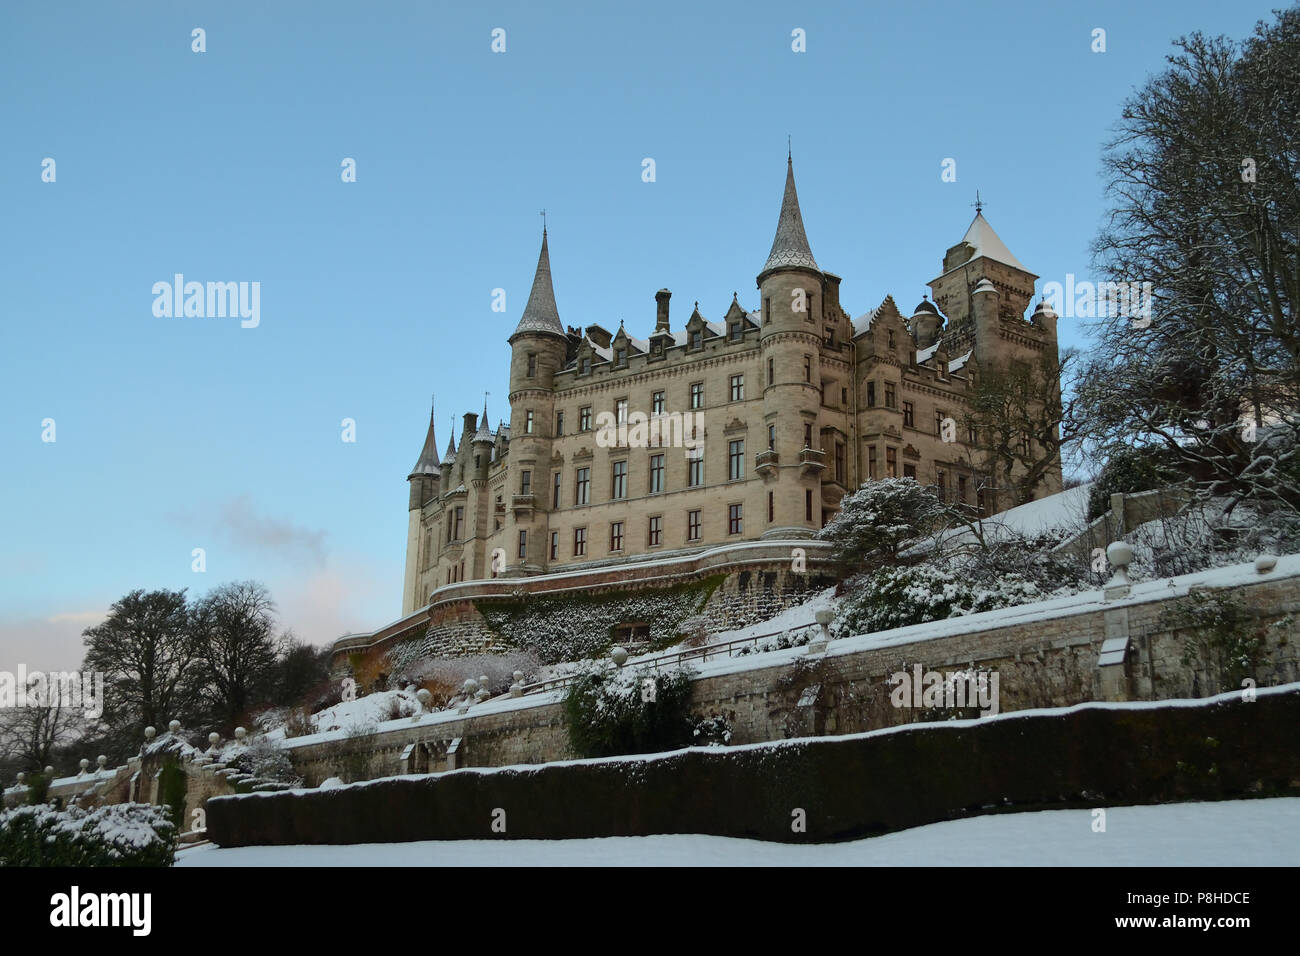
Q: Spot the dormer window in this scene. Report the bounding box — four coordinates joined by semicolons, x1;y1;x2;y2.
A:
614;347;626;366
652;340;662;354
579;357;591;375
690;330;703;350
729;323;742;341
888;330;896;349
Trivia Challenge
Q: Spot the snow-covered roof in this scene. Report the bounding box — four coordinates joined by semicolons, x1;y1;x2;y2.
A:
949;349;973;372
704;321;725;337
916;342;940;364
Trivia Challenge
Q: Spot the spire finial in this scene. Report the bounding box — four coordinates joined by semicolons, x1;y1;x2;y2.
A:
787;135;792;162
972;190;984;214
540;208;546;234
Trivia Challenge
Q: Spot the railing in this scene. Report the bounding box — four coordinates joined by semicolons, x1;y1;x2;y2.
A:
489;620;828;703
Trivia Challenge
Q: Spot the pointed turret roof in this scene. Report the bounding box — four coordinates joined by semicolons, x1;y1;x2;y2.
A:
758;157;820;280
958;212;1029;273
473;401;493;442
511;228;565;339
408;399;441;478
441;429;457;466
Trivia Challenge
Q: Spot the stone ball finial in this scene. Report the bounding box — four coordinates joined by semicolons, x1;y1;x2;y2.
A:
610;646;629;667
44;766;54;776
462;678;479;695
169;719;181;734
512;670;524;683
815;609;834;627
208;732;220;747
478;675;490;689
16;772;25;784
1106;541;1134;568
79;758;90;772
144;726;156;740
234;727;247;741
97;755;107;769
1255;553;1278;574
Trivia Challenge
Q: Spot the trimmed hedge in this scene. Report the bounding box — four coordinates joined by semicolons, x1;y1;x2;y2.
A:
0;803;177;867
207;689;1300;846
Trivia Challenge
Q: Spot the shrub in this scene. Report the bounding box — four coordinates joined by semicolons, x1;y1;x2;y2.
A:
1088;446;1184;519
0;803;176;867
563;664;696;758
817;478;945;568
691;713;733;746
1164;590;1268;696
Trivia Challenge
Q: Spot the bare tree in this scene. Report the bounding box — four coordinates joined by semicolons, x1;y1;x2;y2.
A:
190;581;283;730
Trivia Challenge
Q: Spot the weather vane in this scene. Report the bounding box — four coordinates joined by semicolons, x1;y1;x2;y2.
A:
972;190;985;214
540;209;546;231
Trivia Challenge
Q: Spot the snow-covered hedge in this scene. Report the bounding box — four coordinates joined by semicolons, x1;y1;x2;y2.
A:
0;803;176;867
563;663;696;757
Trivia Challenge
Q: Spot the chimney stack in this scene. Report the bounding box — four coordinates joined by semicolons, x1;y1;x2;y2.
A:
655;289;672;332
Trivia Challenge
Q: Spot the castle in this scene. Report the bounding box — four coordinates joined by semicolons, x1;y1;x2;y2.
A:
399;158;1062;617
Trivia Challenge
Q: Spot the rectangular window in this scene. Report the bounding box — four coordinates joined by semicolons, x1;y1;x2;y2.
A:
803;355;812;382
687;510;702;541
520;470;531;496
729;323;742;341
763;298;771;325
527;353;537;377
730;374;744;402
840;387;848;405
867;381;876;407
902;402;914;428
728;504;743;535
886;447;898;478
768;491;774;522
579;406;592;431
728;439;744;480
885;383;896;408
651;391;665;415
555;410;564;436
688;456;703;487
936;469;947;500
549;531;558;560
805;488;813;521
690;330;703;350
453;506;464;540
888;330;896;349
690;382;704;409
825;326;835;347
610;522;624;552
579;357;590;375
867;445;877;479
616;398;628;425
525;409;535;434
768;424;775;450
573;527;587;556
611;460;627;499
935;410;946;436
649;453;664;493
768;357;775;386
835;443;845;483
614;347;626;367
803;423;813;448
575;467;590;505
967;425;978;445
552;471;562;508
517;529;527;559
959;475;969;503
648;515;662;546
904;463;917;480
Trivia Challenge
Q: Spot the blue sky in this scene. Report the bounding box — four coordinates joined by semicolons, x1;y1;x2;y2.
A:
0;0;1281;669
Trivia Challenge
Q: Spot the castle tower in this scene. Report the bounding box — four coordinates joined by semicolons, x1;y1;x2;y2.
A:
506;228;569;573
402;398;440;613
757;156;824;538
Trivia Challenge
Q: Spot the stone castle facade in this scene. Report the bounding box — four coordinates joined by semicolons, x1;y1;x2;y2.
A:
400;158;1062;615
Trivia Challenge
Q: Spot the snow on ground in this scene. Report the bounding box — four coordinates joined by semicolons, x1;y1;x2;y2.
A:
176;796;1300;867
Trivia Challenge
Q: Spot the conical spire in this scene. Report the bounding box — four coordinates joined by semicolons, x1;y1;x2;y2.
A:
959;211;1028;273
511;228;565;339
441;418;457;465
758;157;820;280
473;399;493;442
408;397;441;478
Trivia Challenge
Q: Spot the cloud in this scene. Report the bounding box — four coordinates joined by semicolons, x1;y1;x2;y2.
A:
0;610;105;672
216;495;328;567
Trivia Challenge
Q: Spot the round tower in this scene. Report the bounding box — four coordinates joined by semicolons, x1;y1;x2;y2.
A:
757;156;824;538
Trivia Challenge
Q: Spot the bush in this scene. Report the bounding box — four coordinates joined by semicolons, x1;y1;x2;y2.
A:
832;564;1042;638
1088;446;1183;519
817;478;944;567
0;803;176;867
563;664;696;758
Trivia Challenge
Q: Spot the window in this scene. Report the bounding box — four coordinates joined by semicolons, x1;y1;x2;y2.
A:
649;454;664;493
652;339;662;354
579;357;591;375
902;402;914;428
453;506;464;540
527;353;537;377
616;398;628;424
904;463;916;480
885;383;896;408
579;406;592;431
688;456;703;487
552;471;562;508
888;330;896;349
555;411;564;436
805;488;813;521
729;323;742;341
520;470;531;495
835;443;845;483
959;475;969;503
768;492;774;522
611;460;627;499
803;423;813;448
687;510;702;541
728;440;744;480
867;445;877;479
525;409;535;434
803;355;812;382
935;410;946;436
826;326;835;348
549;531;558;560
886;447;898;477
614;347;626;367
967;425;978;445
936;469;947;500
690;330;703;350
763;298;771;325
728;504;743;535
648;516;662;546
867;381;876;407
518;529;527;559
610;522;624;552
977;488;987;515
768;424;775;450
730;374;744;402
690;382;704;409
840;387;848;405
651;391;665;415
768;357;774;386
575;467;590;505
574;527;587;556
